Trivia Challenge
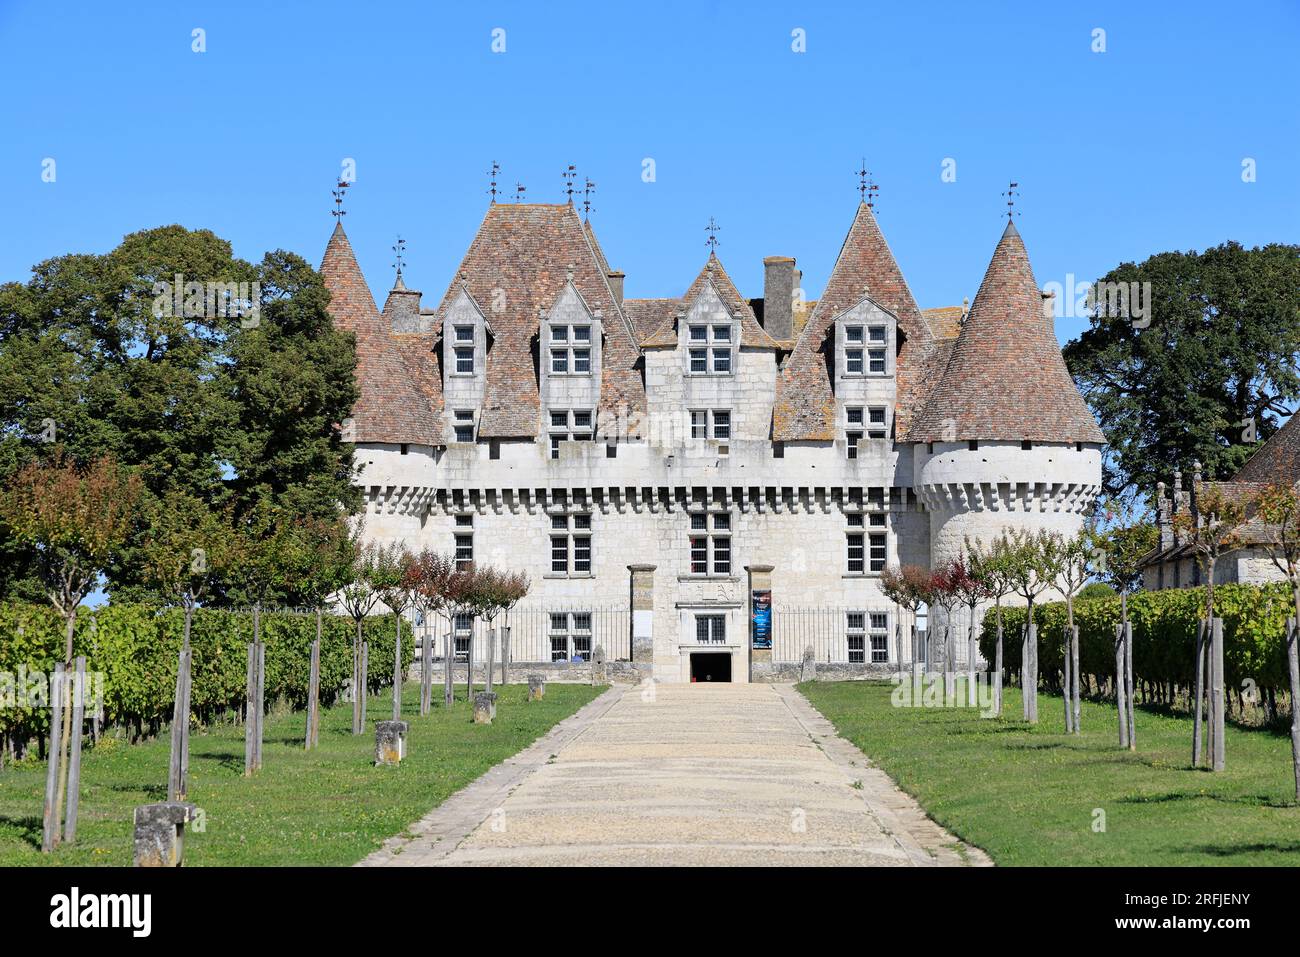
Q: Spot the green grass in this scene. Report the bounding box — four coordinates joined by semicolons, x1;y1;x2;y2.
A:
0;681;602;866
799;680;1300;866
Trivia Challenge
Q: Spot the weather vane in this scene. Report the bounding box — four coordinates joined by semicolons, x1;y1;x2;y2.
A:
582;177;596;221
562;165;578;204
391;236;406;278
514;182;527;202
486;161;500;204
331;180;349;221
705;217;721;252
1002;181;1020;221
856;159;869;202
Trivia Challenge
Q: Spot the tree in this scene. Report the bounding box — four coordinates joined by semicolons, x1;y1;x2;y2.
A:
404;549;454;713
881;564;934;674
470;566;531;691
338;536;382;733
1002;529;1058;724
0;452;142;846
1043;530;1092;734
967;534;1016;716
1254;483;1300;802
927;562;962;695
949;553;991;708
1063;241;1300;506
370;543;416;720
1094;516;1157;749
0;226;361;604
1174;482;1248;770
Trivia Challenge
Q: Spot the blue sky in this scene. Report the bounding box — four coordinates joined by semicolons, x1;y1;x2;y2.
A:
1;0;1297;351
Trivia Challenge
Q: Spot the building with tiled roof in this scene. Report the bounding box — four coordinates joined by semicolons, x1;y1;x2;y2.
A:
1141;417;1300;591
322;194;1104;683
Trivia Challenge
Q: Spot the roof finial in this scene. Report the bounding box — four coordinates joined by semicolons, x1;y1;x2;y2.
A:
855;160;878;210
486;161;500;204
704;216;721;253
562;165;578;204
331;179;349;222
391;235;406;280
1002;181;1020;221
514;181;527;203
582;177;596;221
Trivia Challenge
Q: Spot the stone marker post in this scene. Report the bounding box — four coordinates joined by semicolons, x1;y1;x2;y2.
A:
800;645;817;682
473;691;497;724
527;674;545;701
592;645;607;684
374;720;408;765
133;802;199;867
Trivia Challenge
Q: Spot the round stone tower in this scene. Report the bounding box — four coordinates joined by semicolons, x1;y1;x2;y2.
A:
907;221;1105;646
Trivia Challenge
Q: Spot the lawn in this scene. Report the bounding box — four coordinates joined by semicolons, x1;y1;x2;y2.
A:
0;681;603;866
800;680;1300;866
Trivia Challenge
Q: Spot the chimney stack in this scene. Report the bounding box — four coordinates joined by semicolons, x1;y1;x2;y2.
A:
383;273;428;333
763;256;796;340
607;271;625;306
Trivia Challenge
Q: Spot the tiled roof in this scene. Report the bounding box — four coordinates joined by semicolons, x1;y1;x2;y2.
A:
320;223;441;445
430;203;646;438
623;298;679;345
642;254;782;350
906;221;1106;445
1231;414;1300;484
773;203;933;441
923;305;964;340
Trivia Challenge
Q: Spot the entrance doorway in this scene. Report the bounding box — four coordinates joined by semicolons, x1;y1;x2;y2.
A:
690;652;731;683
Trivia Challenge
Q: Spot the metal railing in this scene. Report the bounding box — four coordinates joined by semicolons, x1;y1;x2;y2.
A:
412;605;630;665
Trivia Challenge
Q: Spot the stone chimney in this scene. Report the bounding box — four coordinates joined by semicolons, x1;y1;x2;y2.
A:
607;271;625;306
383;272;427;334
762;256;796;340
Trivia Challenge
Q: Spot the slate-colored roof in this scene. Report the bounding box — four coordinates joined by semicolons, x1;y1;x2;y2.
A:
320;222;441;445
906;221;1106;445
773;203;933;441
642;254;782;350
1232;414;1300;484
431;203;646;438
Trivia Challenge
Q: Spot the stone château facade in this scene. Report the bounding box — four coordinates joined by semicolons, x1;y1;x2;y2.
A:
321;195;1104;683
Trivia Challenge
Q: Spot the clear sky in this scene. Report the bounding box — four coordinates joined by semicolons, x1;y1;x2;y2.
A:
1;0;1297;349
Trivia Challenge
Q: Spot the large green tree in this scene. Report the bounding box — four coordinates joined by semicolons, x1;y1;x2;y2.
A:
1064;241;1300;504
0;225;360;604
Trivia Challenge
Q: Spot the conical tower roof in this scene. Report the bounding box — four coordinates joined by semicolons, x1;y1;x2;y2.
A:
906;221;1104;444
321;222;441;445
774;202;932;441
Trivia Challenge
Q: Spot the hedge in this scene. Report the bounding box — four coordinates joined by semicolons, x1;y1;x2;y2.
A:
978;583;1295;696
0;603;412;746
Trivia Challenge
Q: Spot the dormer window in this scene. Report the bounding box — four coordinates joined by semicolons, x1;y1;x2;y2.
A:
454;345;475;374
843;322;890;377
688;324;732;375
550;324;592;375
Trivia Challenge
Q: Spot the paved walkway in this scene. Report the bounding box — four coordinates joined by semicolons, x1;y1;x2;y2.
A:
359;682;990;867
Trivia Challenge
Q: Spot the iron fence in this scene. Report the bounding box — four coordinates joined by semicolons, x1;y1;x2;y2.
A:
411;605;630;665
